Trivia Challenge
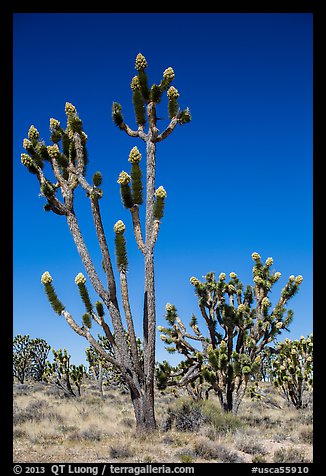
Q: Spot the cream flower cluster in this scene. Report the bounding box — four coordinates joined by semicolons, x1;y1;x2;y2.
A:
163;67;175;81
117;171;131;185
253;276;263;285
251;252;261;261
21;153;34;168
128;146;142;164
167;86;179;99
130;76;140;91
262;297;271;308
295;275;303;284
190;276;201;286
113;220;126;234
238;304;246;313
165;303;173;312
155;186;167;199
23;138;32;150
47;144;60;158
75;273;86;285
230;272;237;279
219;273;226;281
274;272;281;281
265;257;273;266
50;118;61;130
276;322;283;329
41;271;53;285
135;53;147;70
28;125;39;140
65;102;76;115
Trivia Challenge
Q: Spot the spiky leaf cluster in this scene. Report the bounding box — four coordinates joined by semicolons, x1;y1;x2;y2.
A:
112;52;191;128
21;103;89;212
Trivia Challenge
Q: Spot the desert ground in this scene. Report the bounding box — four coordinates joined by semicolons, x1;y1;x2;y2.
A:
13;381;313;464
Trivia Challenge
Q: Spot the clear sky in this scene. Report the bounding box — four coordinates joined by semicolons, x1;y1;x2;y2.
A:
13;13;313;366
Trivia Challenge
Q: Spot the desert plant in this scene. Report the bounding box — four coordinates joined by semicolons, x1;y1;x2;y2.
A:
21;53;191;429
159;253;303;413
43;348;77;397
13;335;50;383
269;334;313;409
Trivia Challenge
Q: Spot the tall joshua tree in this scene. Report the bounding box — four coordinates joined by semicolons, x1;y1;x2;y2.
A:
20;53;190;429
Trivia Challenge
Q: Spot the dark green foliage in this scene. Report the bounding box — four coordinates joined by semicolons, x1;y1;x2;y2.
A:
178;108;192;125
112;102;124;127
168;97;179;120
41;180;56;199
82;312;92;328
115;232;128;272
138;70;150;101
92;171;103;187
153;196;165;220
150;84;162;103
120;183;134;209
95;300;105;318
76;282;93;313
43;282;65;315
132;89;146;126
130;163;143;205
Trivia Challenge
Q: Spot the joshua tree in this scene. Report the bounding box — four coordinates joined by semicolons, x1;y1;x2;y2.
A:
20;53;190;429
29;337;51;381
13;335;32;384
159;253;304;413
13;335;50;383
269;334;313;408
43;348;78;397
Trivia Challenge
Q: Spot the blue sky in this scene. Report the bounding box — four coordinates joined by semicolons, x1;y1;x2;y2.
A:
13;13;313;366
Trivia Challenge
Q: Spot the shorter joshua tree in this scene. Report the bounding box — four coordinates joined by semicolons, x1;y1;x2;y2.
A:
13;335;50;383
269;334;313;409
159;253;304;413
43;348;85;397
13;335;32;384
86;343;111;399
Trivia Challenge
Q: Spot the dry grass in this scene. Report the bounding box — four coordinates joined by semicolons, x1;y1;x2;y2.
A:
13;381;313;463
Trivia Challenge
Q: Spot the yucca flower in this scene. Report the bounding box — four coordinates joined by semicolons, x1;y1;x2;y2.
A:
130;76;140;91
75;272;86;285
295;275;303;284
262;297;271;308
47;144;60;158
167;86;180;99
219;273;226;281
128;146;142;163
28;125;39;140
41;271;53;284
251;252;261;261
23;138;32;150
155;186;167;199
265;257;273;266
65;102;76;115
190;277;200;286
163;67;175;81
21;153;33;167
50;118;61;130
135;53;147;70
117;171;131;185
113;220;126;234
